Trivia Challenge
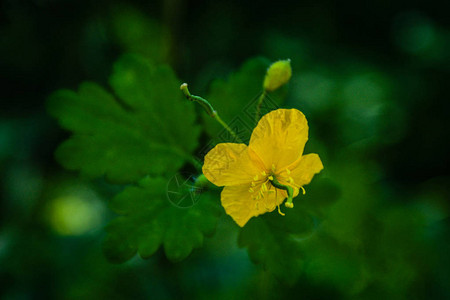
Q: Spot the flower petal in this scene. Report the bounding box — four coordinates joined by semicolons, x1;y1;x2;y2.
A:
287;153;323;187
202;143;261;187
221;183;287;227
249;109;308;171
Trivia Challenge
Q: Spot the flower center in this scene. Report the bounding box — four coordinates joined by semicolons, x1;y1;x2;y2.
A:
247;164;306;216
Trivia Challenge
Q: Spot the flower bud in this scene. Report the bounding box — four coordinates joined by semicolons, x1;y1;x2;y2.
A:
263;59;292;92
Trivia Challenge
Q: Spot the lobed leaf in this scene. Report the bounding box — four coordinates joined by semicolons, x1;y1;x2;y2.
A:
103;177;222;263
47;54;200;183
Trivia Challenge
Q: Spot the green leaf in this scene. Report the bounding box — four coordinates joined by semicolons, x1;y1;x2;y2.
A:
47;54;200;183
238;207;316;284
203;57;287;143
103;177;222;263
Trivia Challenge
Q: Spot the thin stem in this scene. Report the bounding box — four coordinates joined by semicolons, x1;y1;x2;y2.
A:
180;83;243;143
254;90;267;124
180;83;215;116
214;114;243;143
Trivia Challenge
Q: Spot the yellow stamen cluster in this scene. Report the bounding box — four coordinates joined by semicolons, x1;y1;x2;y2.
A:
248;171;273;204
246;167;307;216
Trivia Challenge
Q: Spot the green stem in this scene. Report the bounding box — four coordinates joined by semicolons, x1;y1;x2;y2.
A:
214;114;242;143
255;90;267;123
180;83;243;143
270;176;295;208
180;83;215;116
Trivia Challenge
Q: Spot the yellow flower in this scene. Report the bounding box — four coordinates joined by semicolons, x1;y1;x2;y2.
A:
202;109;323;227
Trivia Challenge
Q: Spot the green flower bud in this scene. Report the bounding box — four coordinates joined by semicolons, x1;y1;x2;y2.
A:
263;59;292;92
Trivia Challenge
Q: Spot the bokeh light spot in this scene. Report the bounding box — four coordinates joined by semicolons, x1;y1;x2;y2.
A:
48;191;104;236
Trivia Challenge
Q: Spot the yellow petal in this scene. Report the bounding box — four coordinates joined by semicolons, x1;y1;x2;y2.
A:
249;109;308;171
202;143;261;187
288;153;323;186
221;184;287;227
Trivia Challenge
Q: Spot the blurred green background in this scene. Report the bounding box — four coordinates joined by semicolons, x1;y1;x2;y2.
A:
1;0;449;299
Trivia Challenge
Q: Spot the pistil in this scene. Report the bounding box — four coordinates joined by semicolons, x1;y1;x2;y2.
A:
269;176;295;208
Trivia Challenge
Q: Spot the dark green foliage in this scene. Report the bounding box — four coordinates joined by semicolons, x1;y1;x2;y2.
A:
47;54;221;264
103;177;222;263
47;55;200;183
238;207;316;284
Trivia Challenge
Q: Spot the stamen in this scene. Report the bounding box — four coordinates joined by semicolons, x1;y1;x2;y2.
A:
248;187;254;193
268;175;274;180
255;202;259;210
277;204;285;216
261;183;268;192
288;177;294;184
286;169;291;175
253;175;258;181
300;186;306;195
261;171;267;176
259;190;265;198
251;182;256;187
271;164;276;172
